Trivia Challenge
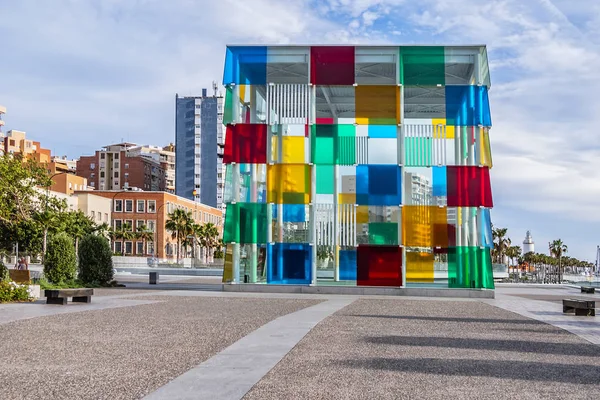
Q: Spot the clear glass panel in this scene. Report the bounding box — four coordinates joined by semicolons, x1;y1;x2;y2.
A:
267;46;309;84
355;46;398;85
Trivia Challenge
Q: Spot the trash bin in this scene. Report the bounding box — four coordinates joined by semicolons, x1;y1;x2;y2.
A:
149;272;159;285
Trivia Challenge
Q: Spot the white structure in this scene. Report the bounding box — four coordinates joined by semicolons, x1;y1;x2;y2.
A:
522;230;535;254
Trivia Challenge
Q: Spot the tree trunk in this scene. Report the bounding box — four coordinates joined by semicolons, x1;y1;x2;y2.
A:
43;228;48;263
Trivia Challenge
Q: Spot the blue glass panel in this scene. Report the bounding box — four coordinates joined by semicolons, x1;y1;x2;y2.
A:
432;166;447;196
267;243;312;284
356;165;402;206
480;209;493;248
445;85;492;127
368;125;397;138
339;249;357;280
223;46;267;85
272;204;306;222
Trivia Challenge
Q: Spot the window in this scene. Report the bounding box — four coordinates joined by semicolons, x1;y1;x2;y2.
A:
125;199;133;212
100;153;106;160
137;200;145;213
136;220;145;230
124;242;133;255
125;220;133;231
148;200;156;213
69;182;73;190
114;153;119;159
9;139;15;146
114;219;122;230
90;163;95;170
91;173;95;178
97;212;101;221
114;199;123;212
136;242;144;255
100;162;105;168
91;211;95;219
147;220;155;232
100;171;105;178
147;242;154;256
125;163;129;169
114;171;119;178
114;241;122;254
104;213;109;222
115;162;119;168
124;173;129;179
90;182;95;187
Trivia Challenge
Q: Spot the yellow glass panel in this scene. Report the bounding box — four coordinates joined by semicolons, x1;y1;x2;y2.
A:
267;164;311;204
271;136;305;164
402;205;448;248
338;193;356;204
355;86;400;125
222;244;234;283
432;118;455;139
406;252;434;283
356;206;369;223
479;127;493;168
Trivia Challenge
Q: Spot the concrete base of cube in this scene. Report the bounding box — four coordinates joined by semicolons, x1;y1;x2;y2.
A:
222;284;494;299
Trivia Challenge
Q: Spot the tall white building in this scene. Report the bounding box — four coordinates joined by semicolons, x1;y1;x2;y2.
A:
523;231;535;254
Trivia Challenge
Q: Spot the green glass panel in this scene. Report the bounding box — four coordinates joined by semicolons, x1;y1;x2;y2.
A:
400;46;445;86
368;222;399;245
311;125;356;165
405;137;432;167
448;247;494;289
223;203;268;244
316;165;334;194
223;86;234;125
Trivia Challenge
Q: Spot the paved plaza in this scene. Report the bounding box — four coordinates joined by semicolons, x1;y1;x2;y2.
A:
0;281;598;399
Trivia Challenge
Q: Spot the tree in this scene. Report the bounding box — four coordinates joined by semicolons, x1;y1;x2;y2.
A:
492;227;510;264
136;224;154;256
113;223;135;255
505;245;522;276
44;232;77;283
78;234;113;285
60;210;96;258
94;222;110;239
197;222;220;263
165;209;193;263
550;239;568;283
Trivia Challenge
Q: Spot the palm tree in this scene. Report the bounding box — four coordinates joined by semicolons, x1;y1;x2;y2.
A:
195;222;220;263
492;227;510;264
505;245;522;276
550;239;568;283
33;209;59;263
95;222;110;239
113;222;135;255
165;209;193;263
136;224;154;256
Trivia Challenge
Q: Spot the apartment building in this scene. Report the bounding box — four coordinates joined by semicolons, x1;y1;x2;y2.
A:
89;190;223;259
77;143;166;192
127;143;176;193
175;87;225;210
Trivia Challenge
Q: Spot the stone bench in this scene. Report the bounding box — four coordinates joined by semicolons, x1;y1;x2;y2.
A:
45;289;94;305
581;286;596;294
563;299;595;316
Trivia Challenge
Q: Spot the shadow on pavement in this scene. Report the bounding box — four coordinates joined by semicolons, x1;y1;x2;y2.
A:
350;314;546;325
363;335;600;357
338;358;600;384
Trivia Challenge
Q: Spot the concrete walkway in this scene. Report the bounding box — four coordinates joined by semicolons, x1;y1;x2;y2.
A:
144;298;356;400
489;286;600;345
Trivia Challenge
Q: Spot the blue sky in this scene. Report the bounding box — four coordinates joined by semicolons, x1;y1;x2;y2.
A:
1;0;600;261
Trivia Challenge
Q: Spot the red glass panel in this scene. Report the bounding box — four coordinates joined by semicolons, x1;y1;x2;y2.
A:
357;245;403;286
310;46;355;85
446;166;493;207
316;118;334;125
223;124;267;164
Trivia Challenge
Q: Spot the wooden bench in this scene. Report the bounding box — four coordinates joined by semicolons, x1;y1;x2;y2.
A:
45;289;94;305
9;269;30;284
581;286;596;294
563;299;595;316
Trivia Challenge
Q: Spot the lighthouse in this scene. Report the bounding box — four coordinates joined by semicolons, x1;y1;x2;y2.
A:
522;231;535;254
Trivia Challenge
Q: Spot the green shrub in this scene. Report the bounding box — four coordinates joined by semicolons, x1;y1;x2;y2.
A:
0;281;31;303
78;234;114;285
44;232;77;284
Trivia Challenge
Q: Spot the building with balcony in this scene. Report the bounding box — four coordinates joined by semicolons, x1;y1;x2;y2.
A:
77;143;166;192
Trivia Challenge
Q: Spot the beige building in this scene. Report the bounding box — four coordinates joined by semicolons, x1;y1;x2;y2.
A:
43;190;112;224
